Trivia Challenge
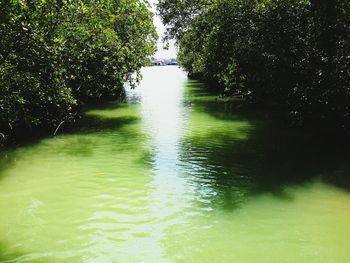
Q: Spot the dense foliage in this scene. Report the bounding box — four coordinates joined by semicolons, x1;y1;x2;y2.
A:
0;0;157;143
158;0;350;129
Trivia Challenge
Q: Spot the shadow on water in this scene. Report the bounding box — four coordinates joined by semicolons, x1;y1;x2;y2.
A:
73;103;140;134
0;242;22;263
181;81;350;211
0;240;56;263
0;101;142;179
76;114;138;134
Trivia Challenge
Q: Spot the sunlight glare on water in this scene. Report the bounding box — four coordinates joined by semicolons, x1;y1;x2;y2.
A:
0;66;350;262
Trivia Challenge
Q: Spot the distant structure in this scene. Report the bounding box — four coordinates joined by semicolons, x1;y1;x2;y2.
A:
150;58;178;66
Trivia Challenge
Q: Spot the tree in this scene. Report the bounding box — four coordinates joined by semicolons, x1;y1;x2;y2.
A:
158;0;350;130
0;0;157;143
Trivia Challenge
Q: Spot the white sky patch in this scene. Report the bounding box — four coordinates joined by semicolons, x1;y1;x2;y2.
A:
147;0;178;59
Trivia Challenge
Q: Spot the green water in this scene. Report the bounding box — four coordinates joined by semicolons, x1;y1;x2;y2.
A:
1;67;350;262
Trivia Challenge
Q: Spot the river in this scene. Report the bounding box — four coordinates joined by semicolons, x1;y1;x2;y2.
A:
0;66;350;262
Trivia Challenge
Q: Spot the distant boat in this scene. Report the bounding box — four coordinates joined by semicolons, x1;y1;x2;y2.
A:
167;59;178;65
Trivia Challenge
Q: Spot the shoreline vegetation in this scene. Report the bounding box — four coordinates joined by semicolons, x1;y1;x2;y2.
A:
0;0;157;147
158;0;350;132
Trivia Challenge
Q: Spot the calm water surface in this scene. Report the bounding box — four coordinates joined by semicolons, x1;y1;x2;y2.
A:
1;67;350;262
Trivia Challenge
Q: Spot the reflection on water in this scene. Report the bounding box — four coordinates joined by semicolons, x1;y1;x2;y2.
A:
0;67;350;262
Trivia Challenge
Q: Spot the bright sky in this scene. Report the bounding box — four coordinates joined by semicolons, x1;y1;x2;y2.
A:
148;0;178;59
